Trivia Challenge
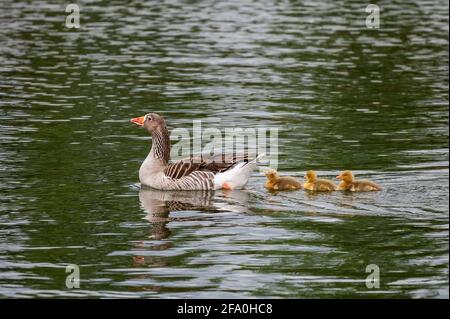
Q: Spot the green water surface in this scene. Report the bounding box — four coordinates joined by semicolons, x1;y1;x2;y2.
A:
0;0;448;298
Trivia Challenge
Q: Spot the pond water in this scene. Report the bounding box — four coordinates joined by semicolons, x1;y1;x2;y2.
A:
0;0;448;298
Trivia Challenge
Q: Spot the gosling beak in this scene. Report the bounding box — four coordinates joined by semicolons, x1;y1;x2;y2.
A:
130;116;145;126
336;175;342;179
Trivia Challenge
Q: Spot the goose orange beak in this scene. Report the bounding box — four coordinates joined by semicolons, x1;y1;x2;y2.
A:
130;116;145;126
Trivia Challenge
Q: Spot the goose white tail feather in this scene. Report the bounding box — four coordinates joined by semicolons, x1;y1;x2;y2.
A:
214;153;265;190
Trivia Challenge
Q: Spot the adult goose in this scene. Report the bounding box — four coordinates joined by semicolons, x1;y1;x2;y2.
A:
130;113;263;190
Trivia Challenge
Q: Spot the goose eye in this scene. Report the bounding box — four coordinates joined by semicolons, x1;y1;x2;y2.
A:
147;116;152;121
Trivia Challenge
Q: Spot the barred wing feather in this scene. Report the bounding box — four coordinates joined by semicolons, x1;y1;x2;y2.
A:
164;153;250;180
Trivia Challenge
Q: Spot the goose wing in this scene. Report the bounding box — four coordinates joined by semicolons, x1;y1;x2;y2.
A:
164;153;250;180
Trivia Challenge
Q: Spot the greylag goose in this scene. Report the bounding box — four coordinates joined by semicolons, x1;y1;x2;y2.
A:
336;170;382;191
130;113;263;190
303;170;337;191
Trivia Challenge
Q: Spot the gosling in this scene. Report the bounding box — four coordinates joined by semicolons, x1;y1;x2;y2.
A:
264;168;302;191
303;170;337;191
336;170;382;192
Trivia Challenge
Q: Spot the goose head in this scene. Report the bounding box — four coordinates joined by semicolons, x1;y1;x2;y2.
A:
130;113;167;134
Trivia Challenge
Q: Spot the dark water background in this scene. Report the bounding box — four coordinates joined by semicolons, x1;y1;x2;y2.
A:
0;0;448;298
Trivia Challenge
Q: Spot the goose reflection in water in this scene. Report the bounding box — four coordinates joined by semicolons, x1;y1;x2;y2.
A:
132;187;249;267
139;187;215;242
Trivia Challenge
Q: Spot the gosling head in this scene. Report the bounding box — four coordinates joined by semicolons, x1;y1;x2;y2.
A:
264;168;279;181
305;170;317;182
130;113;167;134
336;170;354;183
